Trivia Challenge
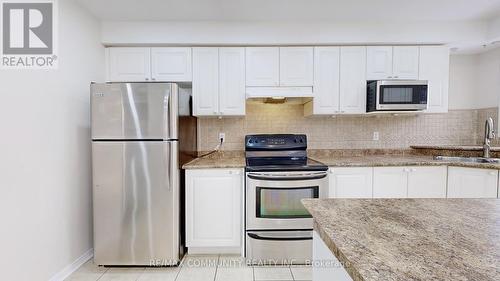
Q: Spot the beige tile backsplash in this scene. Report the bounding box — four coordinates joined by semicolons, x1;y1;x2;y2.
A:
197;104;499;151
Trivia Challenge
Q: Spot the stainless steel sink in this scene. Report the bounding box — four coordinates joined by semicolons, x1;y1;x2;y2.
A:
434;156;500;164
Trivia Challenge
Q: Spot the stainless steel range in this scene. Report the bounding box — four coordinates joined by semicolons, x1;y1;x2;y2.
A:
245;134;328;265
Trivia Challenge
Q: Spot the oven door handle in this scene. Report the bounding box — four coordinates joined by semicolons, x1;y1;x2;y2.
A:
247;233;312;241
247;172;327;181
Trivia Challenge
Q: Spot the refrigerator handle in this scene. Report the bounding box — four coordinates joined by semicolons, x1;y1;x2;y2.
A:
164;141;179;192
166;84;179;140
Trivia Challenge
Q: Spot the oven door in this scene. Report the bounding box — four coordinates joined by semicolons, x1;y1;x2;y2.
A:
246;171;328;230
376;80;428;110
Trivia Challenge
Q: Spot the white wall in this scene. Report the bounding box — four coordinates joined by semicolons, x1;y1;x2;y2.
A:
0;1;104;280
477;47;500;109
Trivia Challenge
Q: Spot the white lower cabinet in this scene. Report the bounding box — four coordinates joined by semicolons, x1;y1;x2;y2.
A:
313;231;353;281
185;169;243;252
329;167;373;198
373;167;408;198
407;166;447;198
447;167;498;198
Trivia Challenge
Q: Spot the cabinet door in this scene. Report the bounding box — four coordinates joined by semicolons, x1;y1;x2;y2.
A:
419;46;450;113
192;48;219;116
186;169;242;247
366;46;393;80
373;167;408;198
407;166;447;198
392;46;419;79
312;47;340;114
329;167;373;198
219;48;246;116
447;167;498;198
279;47;314;86
245;47;280;86
151;47;192;82
108;47;151;82
339;47;367;114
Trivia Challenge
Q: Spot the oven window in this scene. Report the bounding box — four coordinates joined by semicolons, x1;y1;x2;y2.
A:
381;87;413;103
256;186;319;219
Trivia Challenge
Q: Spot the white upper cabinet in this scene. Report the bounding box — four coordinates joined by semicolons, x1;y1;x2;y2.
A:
108;47;151;82
151;47;192;82
245;47;280;86
407;166;447;198
419;46;450;113
339;46;367;114
310;47;341;114
373;167;408;198
367;46;419;80
392;46;419;79
329;167;373;198
193;47;219;116
279;47;314;86
219;48;246;116
366;46;392;80
447;167;498;198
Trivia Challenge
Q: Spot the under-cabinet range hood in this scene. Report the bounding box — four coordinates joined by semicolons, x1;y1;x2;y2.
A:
246;86;313;104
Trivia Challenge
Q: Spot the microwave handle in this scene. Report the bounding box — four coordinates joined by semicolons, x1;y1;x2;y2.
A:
247;233;312;241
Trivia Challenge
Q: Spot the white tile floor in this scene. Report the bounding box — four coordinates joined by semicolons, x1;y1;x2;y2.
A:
65;255;312;281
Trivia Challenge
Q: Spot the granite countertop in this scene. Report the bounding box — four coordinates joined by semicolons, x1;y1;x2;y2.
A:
182;151;245;169
302;198;500;281
411;145;500;152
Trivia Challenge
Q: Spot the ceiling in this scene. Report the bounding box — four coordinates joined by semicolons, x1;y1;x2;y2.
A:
77;0;500;22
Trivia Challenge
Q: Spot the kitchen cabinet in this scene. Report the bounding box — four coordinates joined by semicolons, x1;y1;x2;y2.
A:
107;47;192;82
373;167;408;198
151;47;192;82
193;47;246;116
313;231;353;281
245;47;313;87
366;46;419;80
339;46;367;114
447;167;498;198
308;47;341;115
419;46;450;113
329;167;373;198
279;47;314;86
245;47;280;86
107;47;151;82
407;166;447;198
185;169;243;250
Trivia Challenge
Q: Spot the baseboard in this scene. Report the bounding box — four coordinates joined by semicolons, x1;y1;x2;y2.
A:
48;248;94;281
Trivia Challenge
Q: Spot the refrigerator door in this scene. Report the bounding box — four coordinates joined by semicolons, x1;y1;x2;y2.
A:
92;140;179;265
91;83;179;140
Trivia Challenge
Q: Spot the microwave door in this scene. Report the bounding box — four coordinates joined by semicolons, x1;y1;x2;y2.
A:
91;83;177;140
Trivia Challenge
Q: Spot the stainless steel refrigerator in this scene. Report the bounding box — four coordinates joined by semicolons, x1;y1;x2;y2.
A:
91;82;197;266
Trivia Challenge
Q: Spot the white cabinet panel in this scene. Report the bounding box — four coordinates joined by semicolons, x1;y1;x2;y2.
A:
419;46;450;113
373;167;408;198
392;46;419;79
407;166;447;198
313;231;353;281
311;47;340;114
186;169;243;248
447;167;498;198
219;48;246;116
245;47;280;86
366;46;392;80
193;47;219;116
339;47;367;114
151;47;192;82
108;47;151;82
329;167;373;198
279;47;314;86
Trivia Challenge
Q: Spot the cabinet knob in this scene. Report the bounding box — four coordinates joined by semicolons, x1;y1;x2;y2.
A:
145;78;149;81
393;76;399;78
387;76;393;79
152;77;156;81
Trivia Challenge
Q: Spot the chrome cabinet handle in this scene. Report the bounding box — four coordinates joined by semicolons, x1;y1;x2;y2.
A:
145;78;149;81
152;77;156;81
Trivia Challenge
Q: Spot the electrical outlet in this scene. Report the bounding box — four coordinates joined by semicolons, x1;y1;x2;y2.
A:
373;132;380;141
219;132;225;143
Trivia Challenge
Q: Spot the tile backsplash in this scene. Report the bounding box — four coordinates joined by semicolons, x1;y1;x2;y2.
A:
197;104;499;151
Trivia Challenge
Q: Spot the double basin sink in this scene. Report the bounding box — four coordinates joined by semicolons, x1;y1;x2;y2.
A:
434;156;500;164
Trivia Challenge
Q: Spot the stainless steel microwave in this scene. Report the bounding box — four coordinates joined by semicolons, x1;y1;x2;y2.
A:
366;80;428;112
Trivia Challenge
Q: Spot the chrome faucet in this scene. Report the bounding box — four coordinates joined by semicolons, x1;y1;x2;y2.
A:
483;117;495;158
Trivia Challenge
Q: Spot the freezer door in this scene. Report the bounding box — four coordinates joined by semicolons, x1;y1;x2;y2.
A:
92;141;179;265
91;83;178;140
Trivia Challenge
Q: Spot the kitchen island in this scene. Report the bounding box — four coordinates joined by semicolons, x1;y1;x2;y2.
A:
302;198;500;281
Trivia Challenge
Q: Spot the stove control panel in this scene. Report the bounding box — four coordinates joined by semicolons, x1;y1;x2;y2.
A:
245;134;307;151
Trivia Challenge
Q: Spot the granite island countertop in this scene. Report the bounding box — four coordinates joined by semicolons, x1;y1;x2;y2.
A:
302;198;500;281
